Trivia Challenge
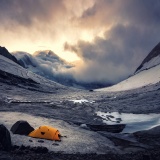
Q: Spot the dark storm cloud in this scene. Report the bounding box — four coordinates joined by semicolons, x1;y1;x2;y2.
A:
120;0;160;26
1;0;160;85
64;0;160;83
0;0;65;27
65;28;159;83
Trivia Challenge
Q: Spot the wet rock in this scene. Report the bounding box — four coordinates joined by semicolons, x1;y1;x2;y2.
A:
0;124;12;151
116;118;122;121
87;124;126;133
107;115;115;118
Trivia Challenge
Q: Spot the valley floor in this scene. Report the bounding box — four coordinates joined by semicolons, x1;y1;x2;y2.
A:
0;81;160;159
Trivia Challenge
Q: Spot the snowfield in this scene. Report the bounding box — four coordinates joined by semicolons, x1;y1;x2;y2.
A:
96;64;160;92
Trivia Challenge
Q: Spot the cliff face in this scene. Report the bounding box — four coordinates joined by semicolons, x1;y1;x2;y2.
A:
0;46;20;65
135;42;160;73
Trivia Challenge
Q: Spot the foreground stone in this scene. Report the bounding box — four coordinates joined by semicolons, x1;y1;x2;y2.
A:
0;124;12;151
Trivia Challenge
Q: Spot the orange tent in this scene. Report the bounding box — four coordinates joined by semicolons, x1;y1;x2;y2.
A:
29;125;61;141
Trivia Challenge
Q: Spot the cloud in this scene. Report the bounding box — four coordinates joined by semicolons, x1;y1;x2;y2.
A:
63;0;160;84
64;22;160;83
0;0;65;27
1;0;160;87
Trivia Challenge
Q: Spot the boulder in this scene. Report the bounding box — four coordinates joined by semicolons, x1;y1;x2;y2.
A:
0;124;12;151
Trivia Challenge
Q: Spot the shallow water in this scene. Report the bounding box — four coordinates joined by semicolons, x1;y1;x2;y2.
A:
96;111;160;133
69;99;95;104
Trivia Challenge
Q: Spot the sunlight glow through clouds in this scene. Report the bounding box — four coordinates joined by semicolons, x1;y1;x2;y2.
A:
0;0;160;84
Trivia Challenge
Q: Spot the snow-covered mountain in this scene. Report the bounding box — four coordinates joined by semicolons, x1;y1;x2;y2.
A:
12;50;77;85
13;50;110;89
13;50;73;71
96;42;160;92
0;48;69;92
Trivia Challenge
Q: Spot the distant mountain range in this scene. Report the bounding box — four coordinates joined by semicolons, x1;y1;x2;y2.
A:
1;42;160;91
12;50;111;89
0;47;111;89
0;47;69;93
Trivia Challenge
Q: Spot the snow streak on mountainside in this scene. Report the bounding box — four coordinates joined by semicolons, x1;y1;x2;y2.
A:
97;42;160;92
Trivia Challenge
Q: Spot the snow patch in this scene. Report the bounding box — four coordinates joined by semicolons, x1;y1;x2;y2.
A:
69;99;95;104
96;111;160;133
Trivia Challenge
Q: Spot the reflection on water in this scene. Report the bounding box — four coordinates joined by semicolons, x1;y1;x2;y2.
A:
96;111;160;133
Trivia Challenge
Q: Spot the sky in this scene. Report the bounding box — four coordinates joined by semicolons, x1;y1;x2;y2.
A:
0;0;160;85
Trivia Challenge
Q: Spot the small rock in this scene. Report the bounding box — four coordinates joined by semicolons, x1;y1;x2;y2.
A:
116;118;122;121
55;140;61;142
108;115;115;118
52;143;59;146
38;140;44;143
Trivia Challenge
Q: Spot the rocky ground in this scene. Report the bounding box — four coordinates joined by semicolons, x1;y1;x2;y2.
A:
0;81;160;159
1;146;160;160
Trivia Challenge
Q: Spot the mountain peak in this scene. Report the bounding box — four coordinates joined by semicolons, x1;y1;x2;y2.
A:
0;46;20;65
33;50;57;57
135;42;160;73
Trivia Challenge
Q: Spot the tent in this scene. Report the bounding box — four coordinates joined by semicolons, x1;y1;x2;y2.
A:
29;125;61;141
11;120;34;135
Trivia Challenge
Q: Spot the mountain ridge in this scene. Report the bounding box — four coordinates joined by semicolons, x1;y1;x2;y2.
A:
135;42;160;73
0;46;21;66
96;42;160;92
